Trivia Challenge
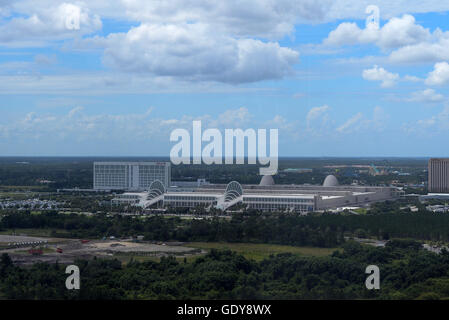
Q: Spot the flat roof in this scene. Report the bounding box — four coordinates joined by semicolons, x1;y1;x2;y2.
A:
352;192;376;196
94;161;170;165
243;194;315;199
321;195;345;199
165;192;222;197
120;192;148;196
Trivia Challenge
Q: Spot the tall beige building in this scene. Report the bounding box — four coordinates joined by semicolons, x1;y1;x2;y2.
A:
428;158;449;193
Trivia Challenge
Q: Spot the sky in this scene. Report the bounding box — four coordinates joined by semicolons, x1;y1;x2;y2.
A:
1;0;449;157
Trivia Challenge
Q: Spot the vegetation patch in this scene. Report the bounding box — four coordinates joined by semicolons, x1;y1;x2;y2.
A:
185;242;338;261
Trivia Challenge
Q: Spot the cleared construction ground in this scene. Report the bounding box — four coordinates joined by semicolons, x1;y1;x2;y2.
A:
0;234;204;266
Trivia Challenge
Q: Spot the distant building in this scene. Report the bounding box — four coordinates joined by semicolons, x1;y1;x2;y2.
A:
428;158;449;193
426;204;449;213
170;179;210;188
282;168;313;173
94;162;171;191
112;175;404;214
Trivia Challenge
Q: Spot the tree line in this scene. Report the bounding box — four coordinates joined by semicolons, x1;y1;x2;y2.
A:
3;208;449;245
1;240;449;300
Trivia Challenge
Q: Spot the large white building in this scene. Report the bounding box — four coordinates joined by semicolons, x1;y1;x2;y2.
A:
94;162;171;191
112;174;403;214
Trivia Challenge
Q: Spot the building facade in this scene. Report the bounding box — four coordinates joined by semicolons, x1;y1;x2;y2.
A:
112;175;403;214
94;162;171;191
428;158;449;193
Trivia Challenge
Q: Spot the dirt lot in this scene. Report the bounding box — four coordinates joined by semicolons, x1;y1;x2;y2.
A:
0;235;203;266
0;234;49;243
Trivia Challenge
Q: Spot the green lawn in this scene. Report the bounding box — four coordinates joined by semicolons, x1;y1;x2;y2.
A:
184;242;339;261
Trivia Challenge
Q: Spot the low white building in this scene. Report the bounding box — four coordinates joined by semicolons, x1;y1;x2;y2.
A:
112;175;403;214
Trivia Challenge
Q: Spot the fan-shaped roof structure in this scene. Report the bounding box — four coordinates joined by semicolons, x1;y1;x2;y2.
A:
147;180;166;200
224;181;243;202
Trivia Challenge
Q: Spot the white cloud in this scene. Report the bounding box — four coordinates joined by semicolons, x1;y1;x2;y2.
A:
0;106;256;143
217;107;251;126
425;62;449;86
120;0;329;39
403;75;422;82
57;1;449;31
5;1;449;45
325;1;449;21
362;65;399;87
389;33;449;64
336;113;363;133
96;23;299;84
305;105;331;135
306;105;329;125
404;105;449;133
323;11;449;66
407;88;445;103
0;2;102;46
68;106;84;118
267;115;298;132
336;107;388;134
0;72;277;95
324;14;431;49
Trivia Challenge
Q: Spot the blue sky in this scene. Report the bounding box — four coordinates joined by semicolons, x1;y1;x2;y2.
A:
1;1;449;157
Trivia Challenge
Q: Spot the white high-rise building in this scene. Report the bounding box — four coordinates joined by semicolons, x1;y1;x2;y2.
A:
93;162;171;191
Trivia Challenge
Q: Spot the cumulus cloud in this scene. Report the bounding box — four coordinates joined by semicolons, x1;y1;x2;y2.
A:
120;0;329;39
5;1;449;46
362;65;399;87
407;88;445;103
324;14;431;49
323;11;449;66
425;62;449;86
389;33;449;64
96;23;299;84
326;1;449;21
0;2;102;45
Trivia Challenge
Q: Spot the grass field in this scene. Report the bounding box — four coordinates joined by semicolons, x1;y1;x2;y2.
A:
184;242;339;261
113;242;337;265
